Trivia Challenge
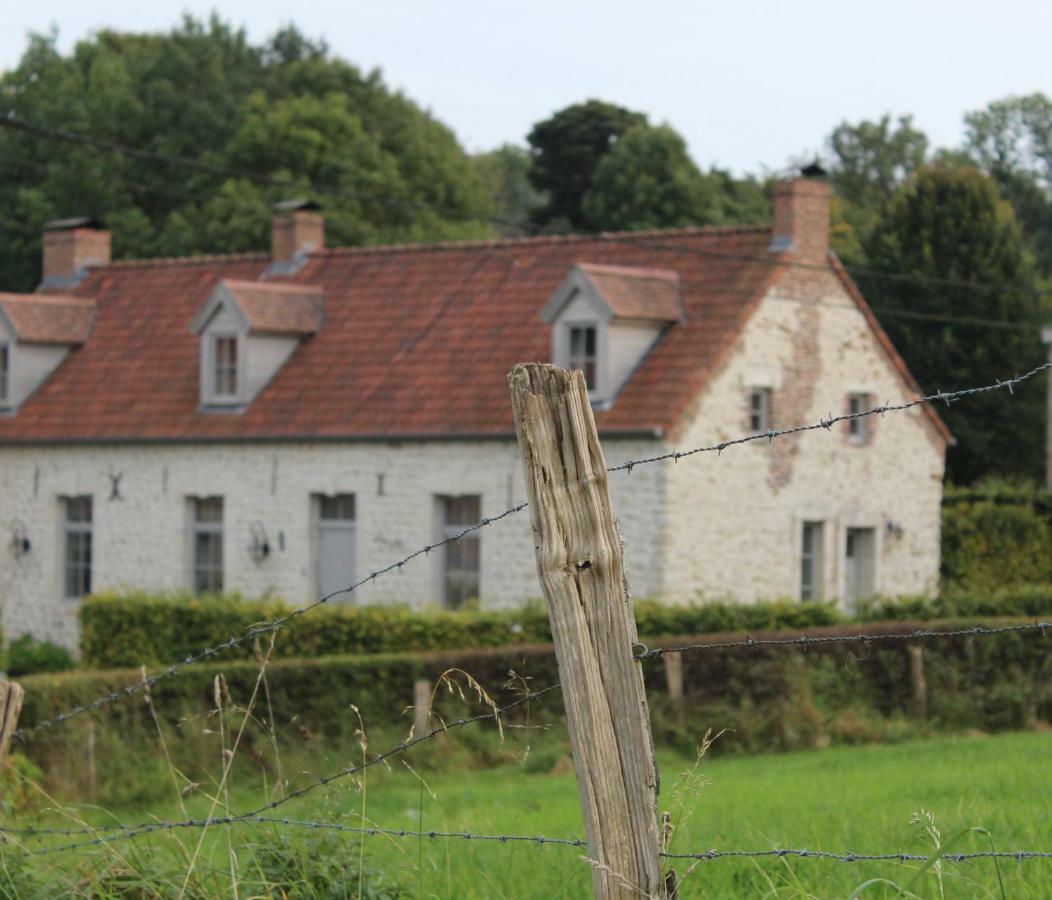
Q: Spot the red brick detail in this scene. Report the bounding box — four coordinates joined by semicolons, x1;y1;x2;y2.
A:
772;179;831;265
42;228;111;281
272;211;325;263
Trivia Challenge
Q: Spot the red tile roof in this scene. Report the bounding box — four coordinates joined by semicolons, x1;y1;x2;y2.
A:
577;263;683;321
0;226;947;444
0;293;95;344
220;280;323;335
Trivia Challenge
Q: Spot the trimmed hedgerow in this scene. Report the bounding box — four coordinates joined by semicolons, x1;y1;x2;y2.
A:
78;592;844;669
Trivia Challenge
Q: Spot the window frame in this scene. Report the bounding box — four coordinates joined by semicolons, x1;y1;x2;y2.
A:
437;494;482;610
847;393;871;445
800;520;825;602
749;387;772;433
61;495;93;601
190;496;224;594
567;323;599;392
0;342;9;406
844;526;878;607
209;332;241;402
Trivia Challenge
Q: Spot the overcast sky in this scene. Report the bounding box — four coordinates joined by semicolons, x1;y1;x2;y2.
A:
2;1;1050;175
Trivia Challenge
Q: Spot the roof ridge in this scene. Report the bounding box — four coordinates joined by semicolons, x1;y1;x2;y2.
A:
95;223;772;270
0;292;95;306
223;279;323;294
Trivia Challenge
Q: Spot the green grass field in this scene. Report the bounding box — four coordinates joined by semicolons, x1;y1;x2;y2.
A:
8;728;1052;898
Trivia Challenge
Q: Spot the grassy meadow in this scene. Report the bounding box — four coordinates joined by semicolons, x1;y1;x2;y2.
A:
4;727;1051;898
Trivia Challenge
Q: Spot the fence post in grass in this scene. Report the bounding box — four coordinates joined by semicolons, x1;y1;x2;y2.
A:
664;653;684;703
0;680;25;764
509;363;663;900
412;678;432;738
908;645;928;720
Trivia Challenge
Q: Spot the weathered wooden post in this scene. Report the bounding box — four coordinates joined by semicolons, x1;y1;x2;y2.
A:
0;680;25;764
908;645;928;720
412;678;432;738
509;363;662;899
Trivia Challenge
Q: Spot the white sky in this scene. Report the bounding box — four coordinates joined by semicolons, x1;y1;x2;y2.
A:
2;0;1050;175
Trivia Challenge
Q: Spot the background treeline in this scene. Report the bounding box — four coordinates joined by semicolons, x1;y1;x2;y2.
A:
1;17;1050;482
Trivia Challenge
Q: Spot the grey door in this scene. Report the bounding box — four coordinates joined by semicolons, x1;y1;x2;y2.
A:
317;495;356;600
844;527;877;609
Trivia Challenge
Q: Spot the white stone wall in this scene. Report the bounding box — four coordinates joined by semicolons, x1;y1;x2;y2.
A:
0;436;667;648
661;273;946;607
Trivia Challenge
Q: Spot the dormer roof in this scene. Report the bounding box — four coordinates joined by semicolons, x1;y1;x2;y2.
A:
0;293;95;344
542;263;684;324
192;280;323;336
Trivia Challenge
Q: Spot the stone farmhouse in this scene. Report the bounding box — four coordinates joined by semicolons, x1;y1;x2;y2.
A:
0;173;949;648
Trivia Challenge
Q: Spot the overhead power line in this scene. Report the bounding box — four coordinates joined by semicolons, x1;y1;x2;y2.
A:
2;112;1051;318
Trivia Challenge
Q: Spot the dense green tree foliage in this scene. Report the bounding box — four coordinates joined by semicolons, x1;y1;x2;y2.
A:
861;164;1048;483
526;99;647;231
964;93;1052;276
472;144;545;236
0;18;492;290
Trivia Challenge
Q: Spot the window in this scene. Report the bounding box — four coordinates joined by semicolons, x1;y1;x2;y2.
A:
844;527;877;609
848;393;871;444
62;496;92;599
800;520;824;601
316;494;356;600
750;387;771;433
0;343;9;404
568;325;598;390
439;495;481;609
191;497;224;593
212;335;238;398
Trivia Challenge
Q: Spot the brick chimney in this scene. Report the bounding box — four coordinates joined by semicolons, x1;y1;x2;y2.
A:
271;199;324;266
41;218;111;288
770;165;832;264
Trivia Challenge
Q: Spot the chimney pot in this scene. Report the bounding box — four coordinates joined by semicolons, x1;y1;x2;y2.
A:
271;200;324;267
41;218;111;288
770;175;831;263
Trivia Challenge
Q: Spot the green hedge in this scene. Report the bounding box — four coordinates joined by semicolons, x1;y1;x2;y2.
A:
80;585;1052;670
20;617;1052;807
79;591;843;668
942;481;1052;590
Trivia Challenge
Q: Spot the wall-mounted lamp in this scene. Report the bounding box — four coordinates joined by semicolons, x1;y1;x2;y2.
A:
9;520;31;559
886;519;905;540
249;521;271;563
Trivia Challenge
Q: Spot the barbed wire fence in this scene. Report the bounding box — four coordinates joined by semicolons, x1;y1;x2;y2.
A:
1;361;1050;894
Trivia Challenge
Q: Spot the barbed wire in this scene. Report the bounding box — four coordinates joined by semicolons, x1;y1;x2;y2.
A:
5;680;563;852
607;361;1052;473
15;362;1050;740
636;621;1051;661
664;848;1052;864
11;814;1051;868
12;502;528;742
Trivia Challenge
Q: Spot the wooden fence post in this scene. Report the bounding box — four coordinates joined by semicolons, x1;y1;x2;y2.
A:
0;680;25;764
412;678;432;738
908;645;928;720
509;363;662;899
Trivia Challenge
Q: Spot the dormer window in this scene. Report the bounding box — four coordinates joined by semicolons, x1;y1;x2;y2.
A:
542;263;683;405
568;325;598;389
0;293;95;412
212;334;239;399
192;279;323;410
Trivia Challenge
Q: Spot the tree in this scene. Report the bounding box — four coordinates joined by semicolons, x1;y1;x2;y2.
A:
825;115;928;264
472;145;545;236
526;100;647;231
964;94;1052;276
861;164;1048;484
582;125;719;231
0;17;492;291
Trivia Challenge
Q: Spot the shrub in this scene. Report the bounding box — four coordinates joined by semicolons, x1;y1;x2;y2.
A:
79;591;844;669
942;480;1052;590
5;635;75;677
